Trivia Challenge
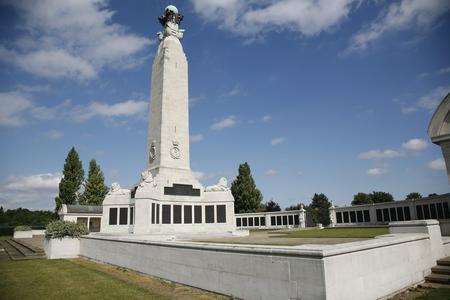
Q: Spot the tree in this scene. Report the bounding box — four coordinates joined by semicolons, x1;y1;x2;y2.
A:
286;203;305;211
55;147;84;212
405;192;422;201
231;162;263;213
428;193;438;197
310;193;331;226
351;193;372;206
265;199;281;212
368;191;394;204
80;159;108;205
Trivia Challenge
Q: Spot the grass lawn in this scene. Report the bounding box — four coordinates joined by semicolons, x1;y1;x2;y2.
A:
0;258;228;300
276;227;389;238
390;285;450;300
0;236;12;240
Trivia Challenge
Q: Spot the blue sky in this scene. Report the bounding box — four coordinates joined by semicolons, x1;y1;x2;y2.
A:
0;0;449;210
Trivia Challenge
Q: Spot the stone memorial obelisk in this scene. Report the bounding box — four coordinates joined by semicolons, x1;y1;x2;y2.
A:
101;6;236;235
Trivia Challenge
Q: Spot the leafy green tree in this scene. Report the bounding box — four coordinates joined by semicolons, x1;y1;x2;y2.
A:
55;147;84;212
231;162;263;213
405;192;422;201
265;199;281;212
369;191;394;203
352;192;372;205
286;203;305;211
80;159;108;205
310;193;331;226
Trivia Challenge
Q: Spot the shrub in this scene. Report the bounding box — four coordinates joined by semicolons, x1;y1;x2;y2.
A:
14;225;32;232
45;220;88;239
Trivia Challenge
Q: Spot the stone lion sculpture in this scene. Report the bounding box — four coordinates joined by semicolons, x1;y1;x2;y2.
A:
108;183;129;195
205;177;229;192
139;170;156;188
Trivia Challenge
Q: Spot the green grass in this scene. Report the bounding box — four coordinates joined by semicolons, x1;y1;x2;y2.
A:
0;259;228;300
415;288;450;300
276;227;389;238
0;236;12;240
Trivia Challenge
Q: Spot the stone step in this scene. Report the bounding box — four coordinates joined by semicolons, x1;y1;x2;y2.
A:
6;239;36;257
2;240;45;260
425;273;450;285
0;240;25;260
432;265;450;275
13;239;45;255
437;257;450;267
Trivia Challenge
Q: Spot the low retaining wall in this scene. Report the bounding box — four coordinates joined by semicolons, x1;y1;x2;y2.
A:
13;230;33;239
80;220;446;300
44;237;80;259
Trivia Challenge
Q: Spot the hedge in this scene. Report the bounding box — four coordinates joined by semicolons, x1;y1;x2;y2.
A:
45;220;89;239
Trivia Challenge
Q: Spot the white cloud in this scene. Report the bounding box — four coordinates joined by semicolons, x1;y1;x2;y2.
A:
191;0;359;38
211;115;237;131
358;149;402;160
0;90;148;127
438;67;450;75
190;134;204;143
74;100;148;121
222;84;243;97
428;158;446;171
346;0;450;53
2;173;61;191
0;173;61;210
400;85;450;114
0;0;151;80
366;168;387;176
0;91;33;126
402;138;428;151
265;169;278;176
193;171;205;181
271;137;285;146
45;129;64;140
417;85;450;111
262;115;272;123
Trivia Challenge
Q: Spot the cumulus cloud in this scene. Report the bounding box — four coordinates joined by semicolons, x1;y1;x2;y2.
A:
401;85;450;114
358;149;402;160
190;134;204;143
271;137;285;146
0;0;151;80
45;129;64;140
72;100;148;122
438;67;450;75
265;169;278;176
0;92;33;126
191;0;359;38
0;90;148;127
402;138;428;151
262;115;272;123
211;115;237;131
428;158;446;171
346;0;450;53
366;167;387;176
0;173;61;209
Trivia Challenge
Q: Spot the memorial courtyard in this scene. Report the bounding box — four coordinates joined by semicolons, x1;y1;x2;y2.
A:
0;1;449;300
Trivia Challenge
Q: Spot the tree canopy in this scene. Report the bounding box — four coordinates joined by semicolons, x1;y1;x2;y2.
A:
351;191;394;205
405;192;422;201
369;191;394;203
80;159;108;205
264;199;281;212
310;193;331;226
55;147;84;212
231;162;263;213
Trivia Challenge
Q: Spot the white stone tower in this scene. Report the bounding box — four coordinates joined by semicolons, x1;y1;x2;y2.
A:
141;5;199;189
96;5;236;235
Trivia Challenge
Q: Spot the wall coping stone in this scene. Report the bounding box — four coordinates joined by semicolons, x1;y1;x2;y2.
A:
389;220;440;227
82;232;429;259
